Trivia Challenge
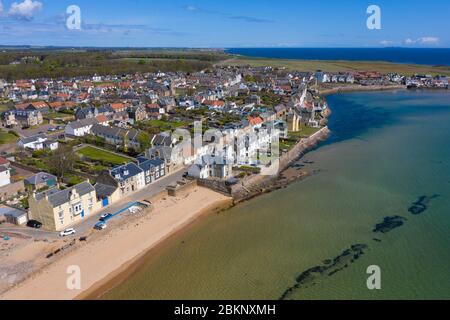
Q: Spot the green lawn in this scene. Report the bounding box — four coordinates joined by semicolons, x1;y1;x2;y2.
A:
289;125;321;138
0;131;19;144
77;146;131;166
220;57;450;76
142;119;189;132
0;104;12;113
45;112;74;120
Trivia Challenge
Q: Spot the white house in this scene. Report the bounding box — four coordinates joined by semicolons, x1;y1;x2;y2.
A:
0;166;11;187
18;134;58;151
188;155;233;180
65;118;98;137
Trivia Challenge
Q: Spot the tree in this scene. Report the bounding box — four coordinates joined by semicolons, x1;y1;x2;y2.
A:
137;131;152;152
46;145;78;179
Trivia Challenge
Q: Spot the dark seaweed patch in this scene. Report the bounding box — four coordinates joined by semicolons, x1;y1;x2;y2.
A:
372;216;407;234
280;244;368;300
408;194;440;215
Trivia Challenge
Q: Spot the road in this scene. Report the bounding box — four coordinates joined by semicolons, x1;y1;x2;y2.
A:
0;167;186;240
15;124;65;139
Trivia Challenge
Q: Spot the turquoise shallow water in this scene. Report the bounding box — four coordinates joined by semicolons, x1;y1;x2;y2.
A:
104;90;450;300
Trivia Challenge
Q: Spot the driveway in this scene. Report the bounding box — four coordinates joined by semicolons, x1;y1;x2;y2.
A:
15;124;63;138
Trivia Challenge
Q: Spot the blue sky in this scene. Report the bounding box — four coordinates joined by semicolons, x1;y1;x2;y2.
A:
0;0;448;47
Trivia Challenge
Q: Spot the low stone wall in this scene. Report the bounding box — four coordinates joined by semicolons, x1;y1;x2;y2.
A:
0;181;25;202
166;179;197;197
197;178;232;196
278;126;330;172
10;161;40;174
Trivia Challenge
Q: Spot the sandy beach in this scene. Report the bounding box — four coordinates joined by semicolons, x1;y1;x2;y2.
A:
0;186;232;300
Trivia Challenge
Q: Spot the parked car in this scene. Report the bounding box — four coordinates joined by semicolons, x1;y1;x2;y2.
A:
94;222;107;231
99;213;112;222
47;127;56;132
27;220;42;229
59;228;76;237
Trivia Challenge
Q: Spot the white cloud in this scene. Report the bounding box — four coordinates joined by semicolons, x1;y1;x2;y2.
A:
380;40;396;46
403;36;440;45
417;37;439;44
8;0;42;20
185;5;199;12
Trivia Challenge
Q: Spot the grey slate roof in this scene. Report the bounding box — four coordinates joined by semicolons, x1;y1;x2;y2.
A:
35;182;95;207
94;183;117;198
151;133;172;147
25;172;57;185
19;133;47;145
67;118;98;130
110;162;143;182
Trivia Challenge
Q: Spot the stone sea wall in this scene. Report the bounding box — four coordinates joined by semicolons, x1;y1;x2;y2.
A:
198;126;331;203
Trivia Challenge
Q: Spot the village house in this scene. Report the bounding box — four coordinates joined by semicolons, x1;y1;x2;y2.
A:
18;134;59;151
2;110;43;127
24;172;57;191
151;132;177;148
0;166;11;187
137;157;166;184
94;183;121;209
91;124;141;150
127;105;148;123
65;118;99;137
15;101;49;114
28;181;99;231
96;162;145;197
188;155;233;180
110;103;128;113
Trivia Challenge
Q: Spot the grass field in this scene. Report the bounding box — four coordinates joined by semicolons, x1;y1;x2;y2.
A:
143;119;189;132
45;112;74;120
0;131;18;144
219;57;450;76
77;146;131;166
289;125;322;138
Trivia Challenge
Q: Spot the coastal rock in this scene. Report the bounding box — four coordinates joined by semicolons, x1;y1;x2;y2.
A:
408;194;440;215
280;244;368;300
372;216;407;234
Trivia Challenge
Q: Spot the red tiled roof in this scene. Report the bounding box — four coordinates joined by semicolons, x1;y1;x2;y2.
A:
0;157;10;165
203;100;225;107
95;115;108;123
110;103;126;110
247;116;264;126
48;102;63;109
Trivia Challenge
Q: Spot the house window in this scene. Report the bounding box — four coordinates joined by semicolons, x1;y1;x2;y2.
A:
73;203;83;216
58;211;64;224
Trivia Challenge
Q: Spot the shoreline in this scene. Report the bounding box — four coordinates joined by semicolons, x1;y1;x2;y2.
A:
77;197;232;300
0;187;233;300
318;84;406;96
1;86;403;300
84;128;332;299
